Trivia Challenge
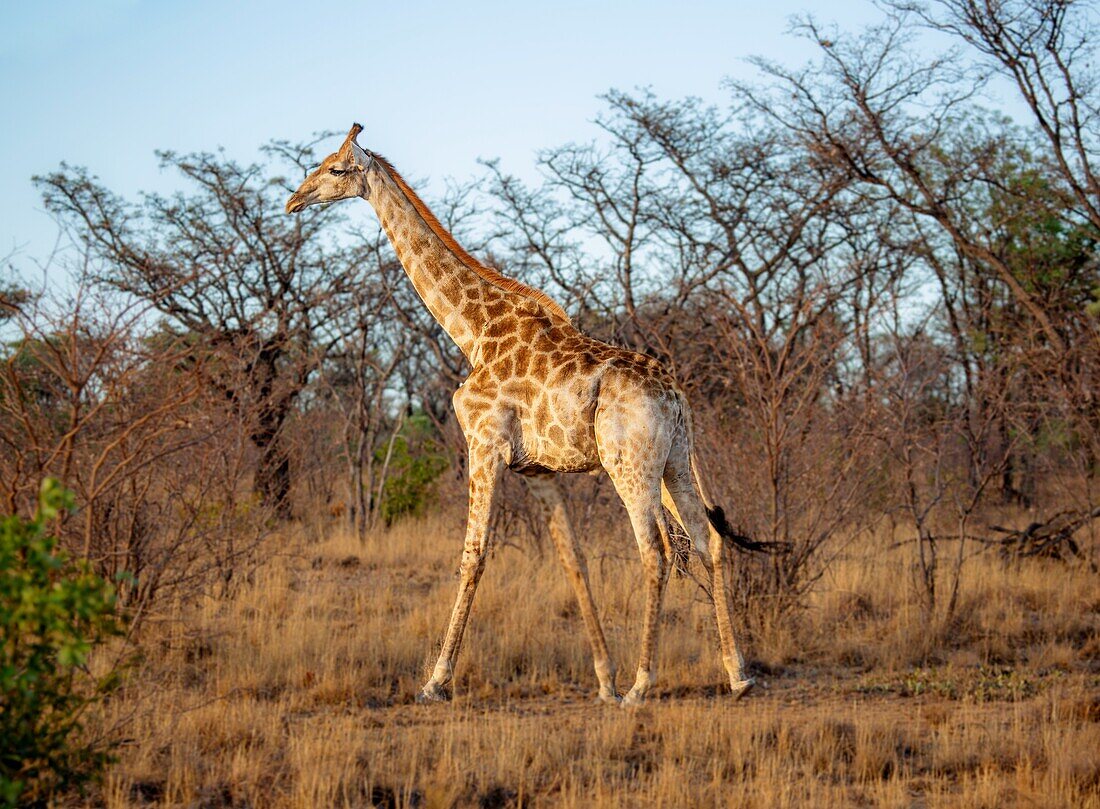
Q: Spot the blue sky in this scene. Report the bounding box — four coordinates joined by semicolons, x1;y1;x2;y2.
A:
1;1;891;268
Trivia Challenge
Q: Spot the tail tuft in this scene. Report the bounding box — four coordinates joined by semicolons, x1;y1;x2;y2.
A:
705;505;788;555
689;441;789;556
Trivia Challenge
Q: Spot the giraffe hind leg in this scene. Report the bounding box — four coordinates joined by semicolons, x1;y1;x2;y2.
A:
598;446;672;707
661;443;754;699
617;495;671;707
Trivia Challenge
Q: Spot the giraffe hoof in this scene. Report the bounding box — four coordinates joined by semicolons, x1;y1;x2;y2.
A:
620;690;646;708
415;684;450;704
595;692;622;706
730;677;755;700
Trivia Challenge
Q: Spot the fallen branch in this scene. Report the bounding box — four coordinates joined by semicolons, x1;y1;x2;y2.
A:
983;506;1100;565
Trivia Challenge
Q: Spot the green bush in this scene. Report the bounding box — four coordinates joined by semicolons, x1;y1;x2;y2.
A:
375;414;450;526
0;480;126;807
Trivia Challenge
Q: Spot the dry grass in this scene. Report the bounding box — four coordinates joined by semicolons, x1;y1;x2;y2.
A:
83;511;1100;808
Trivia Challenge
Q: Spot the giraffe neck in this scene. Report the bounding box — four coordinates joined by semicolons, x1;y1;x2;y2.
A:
365;170;524;362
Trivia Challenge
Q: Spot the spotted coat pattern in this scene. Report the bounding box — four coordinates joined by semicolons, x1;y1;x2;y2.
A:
287;125;754;706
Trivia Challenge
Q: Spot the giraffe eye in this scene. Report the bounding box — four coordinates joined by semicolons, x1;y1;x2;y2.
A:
329;168;346;176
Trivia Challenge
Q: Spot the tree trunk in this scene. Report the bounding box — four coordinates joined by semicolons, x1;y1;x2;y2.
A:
255;436;292;519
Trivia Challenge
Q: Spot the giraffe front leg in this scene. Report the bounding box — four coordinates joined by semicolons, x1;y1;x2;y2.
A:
417;448;503;704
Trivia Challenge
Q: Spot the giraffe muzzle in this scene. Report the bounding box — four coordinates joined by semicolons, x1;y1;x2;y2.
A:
285;194;307;214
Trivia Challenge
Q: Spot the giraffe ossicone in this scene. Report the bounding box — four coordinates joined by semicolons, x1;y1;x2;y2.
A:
287;123;755;706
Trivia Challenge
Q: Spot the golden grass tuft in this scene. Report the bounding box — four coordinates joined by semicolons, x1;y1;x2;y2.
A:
88;512;1099;807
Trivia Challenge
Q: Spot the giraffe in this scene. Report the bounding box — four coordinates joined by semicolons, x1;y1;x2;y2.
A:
286;124;755;706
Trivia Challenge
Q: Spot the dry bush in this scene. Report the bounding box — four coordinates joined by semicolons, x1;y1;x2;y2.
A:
0;279;275;615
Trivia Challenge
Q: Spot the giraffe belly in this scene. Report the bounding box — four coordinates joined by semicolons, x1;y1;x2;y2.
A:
510;418;600;475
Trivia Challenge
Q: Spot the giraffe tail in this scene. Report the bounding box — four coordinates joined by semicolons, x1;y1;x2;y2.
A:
689;450;789;555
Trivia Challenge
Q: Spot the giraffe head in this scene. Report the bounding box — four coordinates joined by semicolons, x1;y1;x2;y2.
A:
285;123;375;213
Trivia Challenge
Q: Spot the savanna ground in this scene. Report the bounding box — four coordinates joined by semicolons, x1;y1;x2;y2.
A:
79;508;1099;809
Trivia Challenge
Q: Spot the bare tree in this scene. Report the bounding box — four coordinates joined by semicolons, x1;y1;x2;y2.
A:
314;233;410;537
897;0;1100;230
34;142;363;516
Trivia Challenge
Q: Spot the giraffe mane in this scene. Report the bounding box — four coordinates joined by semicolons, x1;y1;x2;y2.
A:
371;153;571;325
